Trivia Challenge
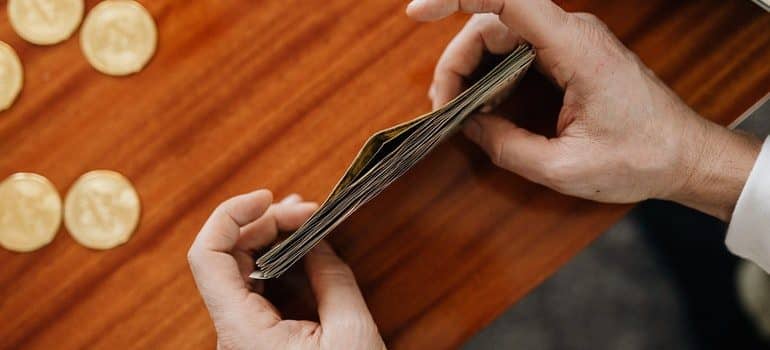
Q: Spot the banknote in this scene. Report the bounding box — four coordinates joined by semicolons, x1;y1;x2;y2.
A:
251;43;536;279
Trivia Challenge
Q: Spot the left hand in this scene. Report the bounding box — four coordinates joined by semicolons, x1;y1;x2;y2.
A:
188;190;385;350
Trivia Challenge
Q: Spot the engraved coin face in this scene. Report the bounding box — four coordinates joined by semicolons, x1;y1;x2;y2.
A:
0;42;23;112
80;0;157;76
8;0;84;45
64;170;141;250
0;173;62;252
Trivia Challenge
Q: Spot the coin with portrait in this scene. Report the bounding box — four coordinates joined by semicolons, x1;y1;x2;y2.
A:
0;42;23;112
8;0;84;45
80;0;157;76
64;170;141;250
0;173;62;252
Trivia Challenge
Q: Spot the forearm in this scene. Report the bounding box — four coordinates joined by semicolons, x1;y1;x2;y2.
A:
665;117;762;221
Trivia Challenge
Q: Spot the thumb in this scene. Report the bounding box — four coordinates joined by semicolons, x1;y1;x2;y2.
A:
407;0;580;86
463;113;560;184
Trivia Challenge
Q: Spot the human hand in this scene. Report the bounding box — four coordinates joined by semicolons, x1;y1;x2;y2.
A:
188;190;385;350
407;0;761;220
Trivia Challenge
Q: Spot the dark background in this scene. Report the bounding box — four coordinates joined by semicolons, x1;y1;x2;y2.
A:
465;99;770;350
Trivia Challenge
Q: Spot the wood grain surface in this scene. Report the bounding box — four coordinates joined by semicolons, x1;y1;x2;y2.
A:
1;0;769;349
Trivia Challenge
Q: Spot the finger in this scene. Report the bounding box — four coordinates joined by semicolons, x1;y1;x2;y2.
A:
188;190;277;321
409;0;580;86
305;241;375;329
233;249;263;291
193;189;273;253
409;0;519;20
407;0;567;46
280;193;303;205
431;14;521;108
234;195;317;285
237;200;318;252
463;113;560;183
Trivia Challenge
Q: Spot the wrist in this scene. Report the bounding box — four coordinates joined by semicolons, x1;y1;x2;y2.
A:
664;118;762;221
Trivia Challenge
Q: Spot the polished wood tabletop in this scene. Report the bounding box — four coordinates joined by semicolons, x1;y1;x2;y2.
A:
1;0;769;349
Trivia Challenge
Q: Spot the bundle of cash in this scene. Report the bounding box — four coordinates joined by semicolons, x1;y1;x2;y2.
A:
251;43;535;279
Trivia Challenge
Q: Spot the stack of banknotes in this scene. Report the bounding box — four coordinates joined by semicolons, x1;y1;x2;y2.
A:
251;43;536;279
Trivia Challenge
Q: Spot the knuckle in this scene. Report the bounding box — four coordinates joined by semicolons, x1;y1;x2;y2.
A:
329;313;375;334
540;158;575;189
186;247;201;265
572;24;633;74
580;21;607;43
577;12;602;26
210;203;228;221
215;198;236;214
572;12;609;36
186;250;202;275
320;264;355;281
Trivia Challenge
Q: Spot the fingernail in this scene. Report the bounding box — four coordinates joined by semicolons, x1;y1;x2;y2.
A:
250;189;273;203
463;118;482;142
297;201;320;213
281;193;302;204
406;0;422;13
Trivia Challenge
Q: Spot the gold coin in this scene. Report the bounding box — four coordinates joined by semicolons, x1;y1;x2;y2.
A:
64;170;141;250
8;0;84;45
0;42;23;112
79;0;157;76
0;173;62;252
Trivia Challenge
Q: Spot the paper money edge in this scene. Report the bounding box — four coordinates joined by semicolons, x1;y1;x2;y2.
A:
251;44;536;279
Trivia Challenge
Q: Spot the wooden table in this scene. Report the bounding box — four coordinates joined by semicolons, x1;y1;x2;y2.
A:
1;0;768;348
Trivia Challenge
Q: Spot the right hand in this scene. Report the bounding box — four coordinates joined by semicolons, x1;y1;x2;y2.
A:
407;0;761;220
188;190;385;350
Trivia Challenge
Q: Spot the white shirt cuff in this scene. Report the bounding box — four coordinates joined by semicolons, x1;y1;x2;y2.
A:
726;136;770;273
